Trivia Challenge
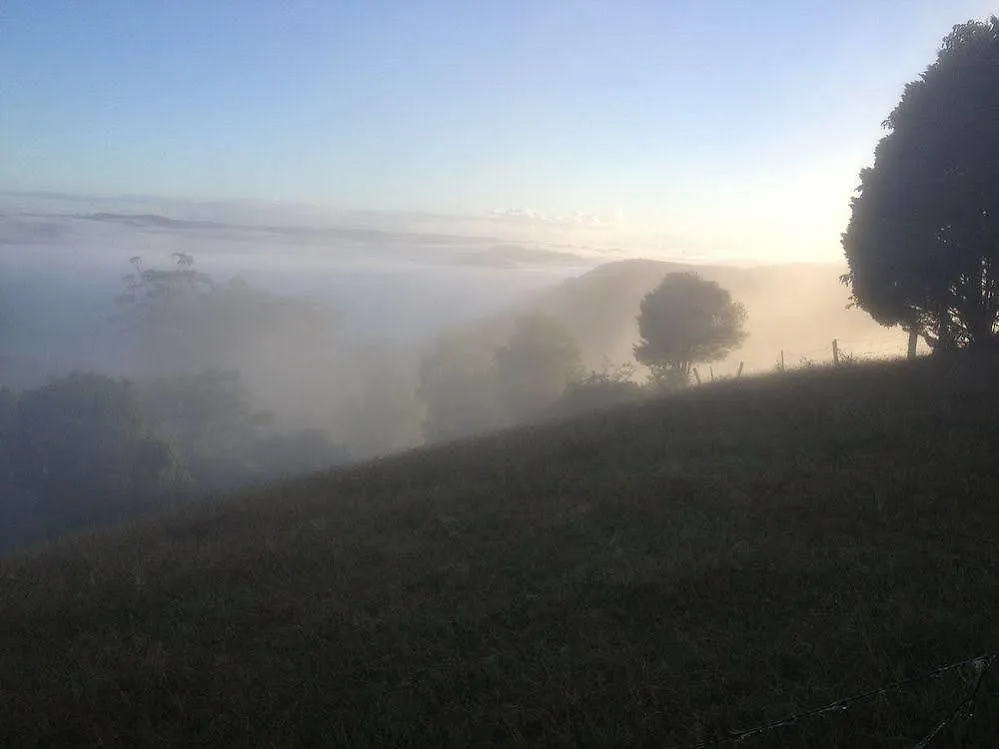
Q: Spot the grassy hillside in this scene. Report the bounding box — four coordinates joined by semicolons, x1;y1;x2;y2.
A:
3;357;999;746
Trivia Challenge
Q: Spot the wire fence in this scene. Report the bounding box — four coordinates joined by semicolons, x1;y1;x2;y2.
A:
767;334;930;374
684;653;996;748
688;335;927;383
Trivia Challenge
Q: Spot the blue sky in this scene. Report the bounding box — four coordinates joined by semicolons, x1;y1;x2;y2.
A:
2;1;996;260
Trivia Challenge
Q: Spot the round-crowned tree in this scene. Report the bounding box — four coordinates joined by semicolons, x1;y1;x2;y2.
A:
842;17;999;352
634;272;747;388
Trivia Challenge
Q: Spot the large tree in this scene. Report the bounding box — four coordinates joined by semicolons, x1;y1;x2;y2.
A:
841;17;999;352
634;272;747;387
116;254;341;378
114;253;215;370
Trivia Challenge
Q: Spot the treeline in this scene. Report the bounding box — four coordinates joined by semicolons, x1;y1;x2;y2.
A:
0;370;346;552
109;254;750;453
111;253;424;461
417;271;748;442
0;252;368;550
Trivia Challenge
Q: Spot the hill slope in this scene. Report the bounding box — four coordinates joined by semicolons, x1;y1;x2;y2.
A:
3;358;999;745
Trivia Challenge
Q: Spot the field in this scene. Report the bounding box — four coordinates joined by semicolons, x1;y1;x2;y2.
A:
3;357;999;746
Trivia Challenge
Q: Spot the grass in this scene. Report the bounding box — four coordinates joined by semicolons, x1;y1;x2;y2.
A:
3;356;999;746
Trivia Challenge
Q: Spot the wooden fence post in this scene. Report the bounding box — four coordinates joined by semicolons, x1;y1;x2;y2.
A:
907;329;918;360
692;367;701;385
737;362;744;378
832;338;840;366
709;366;714;382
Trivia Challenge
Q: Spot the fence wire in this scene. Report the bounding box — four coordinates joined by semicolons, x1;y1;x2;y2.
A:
911;655;995;749
686;653;996;748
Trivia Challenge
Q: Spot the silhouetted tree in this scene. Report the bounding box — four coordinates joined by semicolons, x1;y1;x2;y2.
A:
495;313;583;423
842;17;999;352
4;373;186;541
634;272;747;388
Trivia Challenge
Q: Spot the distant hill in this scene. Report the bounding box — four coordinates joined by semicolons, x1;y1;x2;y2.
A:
79;211;501;247
0;217;70;245
2;357;998;744
83;212;229;230
451;244;591;269
512;258;907;374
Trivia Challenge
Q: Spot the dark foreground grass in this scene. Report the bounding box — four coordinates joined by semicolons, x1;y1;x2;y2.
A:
4;357;999;746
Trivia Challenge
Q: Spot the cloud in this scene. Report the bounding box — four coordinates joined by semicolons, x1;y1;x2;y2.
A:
487;207;617;228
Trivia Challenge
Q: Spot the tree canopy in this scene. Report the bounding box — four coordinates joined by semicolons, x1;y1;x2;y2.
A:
0;373;186;546
138;370;349;492
116;254;341;379
495;313;583;423
0;369;352;552
841;17;999;351
418;314;585;441
634;272;747;387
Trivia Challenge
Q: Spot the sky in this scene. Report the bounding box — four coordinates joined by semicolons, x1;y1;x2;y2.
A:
2;0;997;261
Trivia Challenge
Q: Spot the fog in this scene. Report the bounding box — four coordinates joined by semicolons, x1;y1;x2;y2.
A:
0;190;908;549
0;190;909;428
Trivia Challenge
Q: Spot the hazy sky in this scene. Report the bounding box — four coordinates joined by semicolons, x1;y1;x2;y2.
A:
2;1;996;260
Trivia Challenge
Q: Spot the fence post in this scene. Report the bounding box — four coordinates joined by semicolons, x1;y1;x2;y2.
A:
907;329;918;360
780;350;785;371
737;362;744;378
832;338;840;366
709;366;714;382
692;367;701;385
